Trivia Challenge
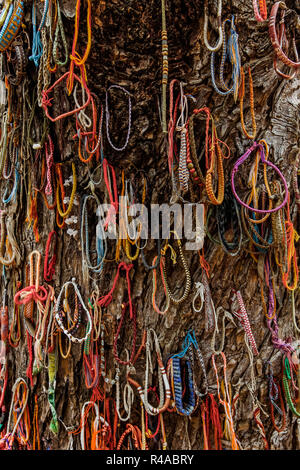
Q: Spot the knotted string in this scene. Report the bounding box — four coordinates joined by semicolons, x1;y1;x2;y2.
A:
97;262;134;319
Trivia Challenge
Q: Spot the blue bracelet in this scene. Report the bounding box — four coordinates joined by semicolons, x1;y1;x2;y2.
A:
172;356;196;416
0;1;24;53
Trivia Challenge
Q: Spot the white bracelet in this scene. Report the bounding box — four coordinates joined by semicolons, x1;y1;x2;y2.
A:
55;278;92;344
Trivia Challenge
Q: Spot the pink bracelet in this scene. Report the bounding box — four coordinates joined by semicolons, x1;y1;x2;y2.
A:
231;141;288;214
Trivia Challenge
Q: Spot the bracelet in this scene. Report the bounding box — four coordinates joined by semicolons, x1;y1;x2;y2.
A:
141;238;161;270
113;303;137;366
170;355;196;416
105;85;132;152
203;0;223;52
54;278;92;343
205;121;225;205
161;0;168;134
192;282;205;313
231;142;288;214
186;107;211;186
4;38;27;86
44;230;58;282
216;183;243;256
253;0;268;22
0;2;12;28
210;16;241;101
269;2;300;69
42;71;91;122
239;66;257;140
231;289;258;356
127;329;171;416
0;1;24;53
292;149;300;206
53;0;69;67
273;22;299;80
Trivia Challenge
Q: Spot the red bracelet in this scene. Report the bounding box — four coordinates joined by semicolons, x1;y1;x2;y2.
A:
42;71;91;122
113;302;137;365
44;230;58;282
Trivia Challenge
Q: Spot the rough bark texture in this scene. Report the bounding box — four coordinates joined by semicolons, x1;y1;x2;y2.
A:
2;0;300;451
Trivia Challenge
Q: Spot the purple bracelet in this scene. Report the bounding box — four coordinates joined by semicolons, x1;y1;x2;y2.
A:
231;142;288;213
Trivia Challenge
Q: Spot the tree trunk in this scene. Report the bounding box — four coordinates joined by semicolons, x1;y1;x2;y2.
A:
1;0;300;451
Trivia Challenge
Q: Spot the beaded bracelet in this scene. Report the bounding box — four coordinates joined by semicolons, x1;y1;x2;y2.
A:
40;137;53;197
269;2;300;70
54;278;92;344
105;85;132;152
231;142;288;214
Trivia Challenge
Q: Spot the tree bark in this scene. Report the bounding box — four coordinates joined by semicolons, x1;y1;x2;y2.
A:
1;0;300;451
